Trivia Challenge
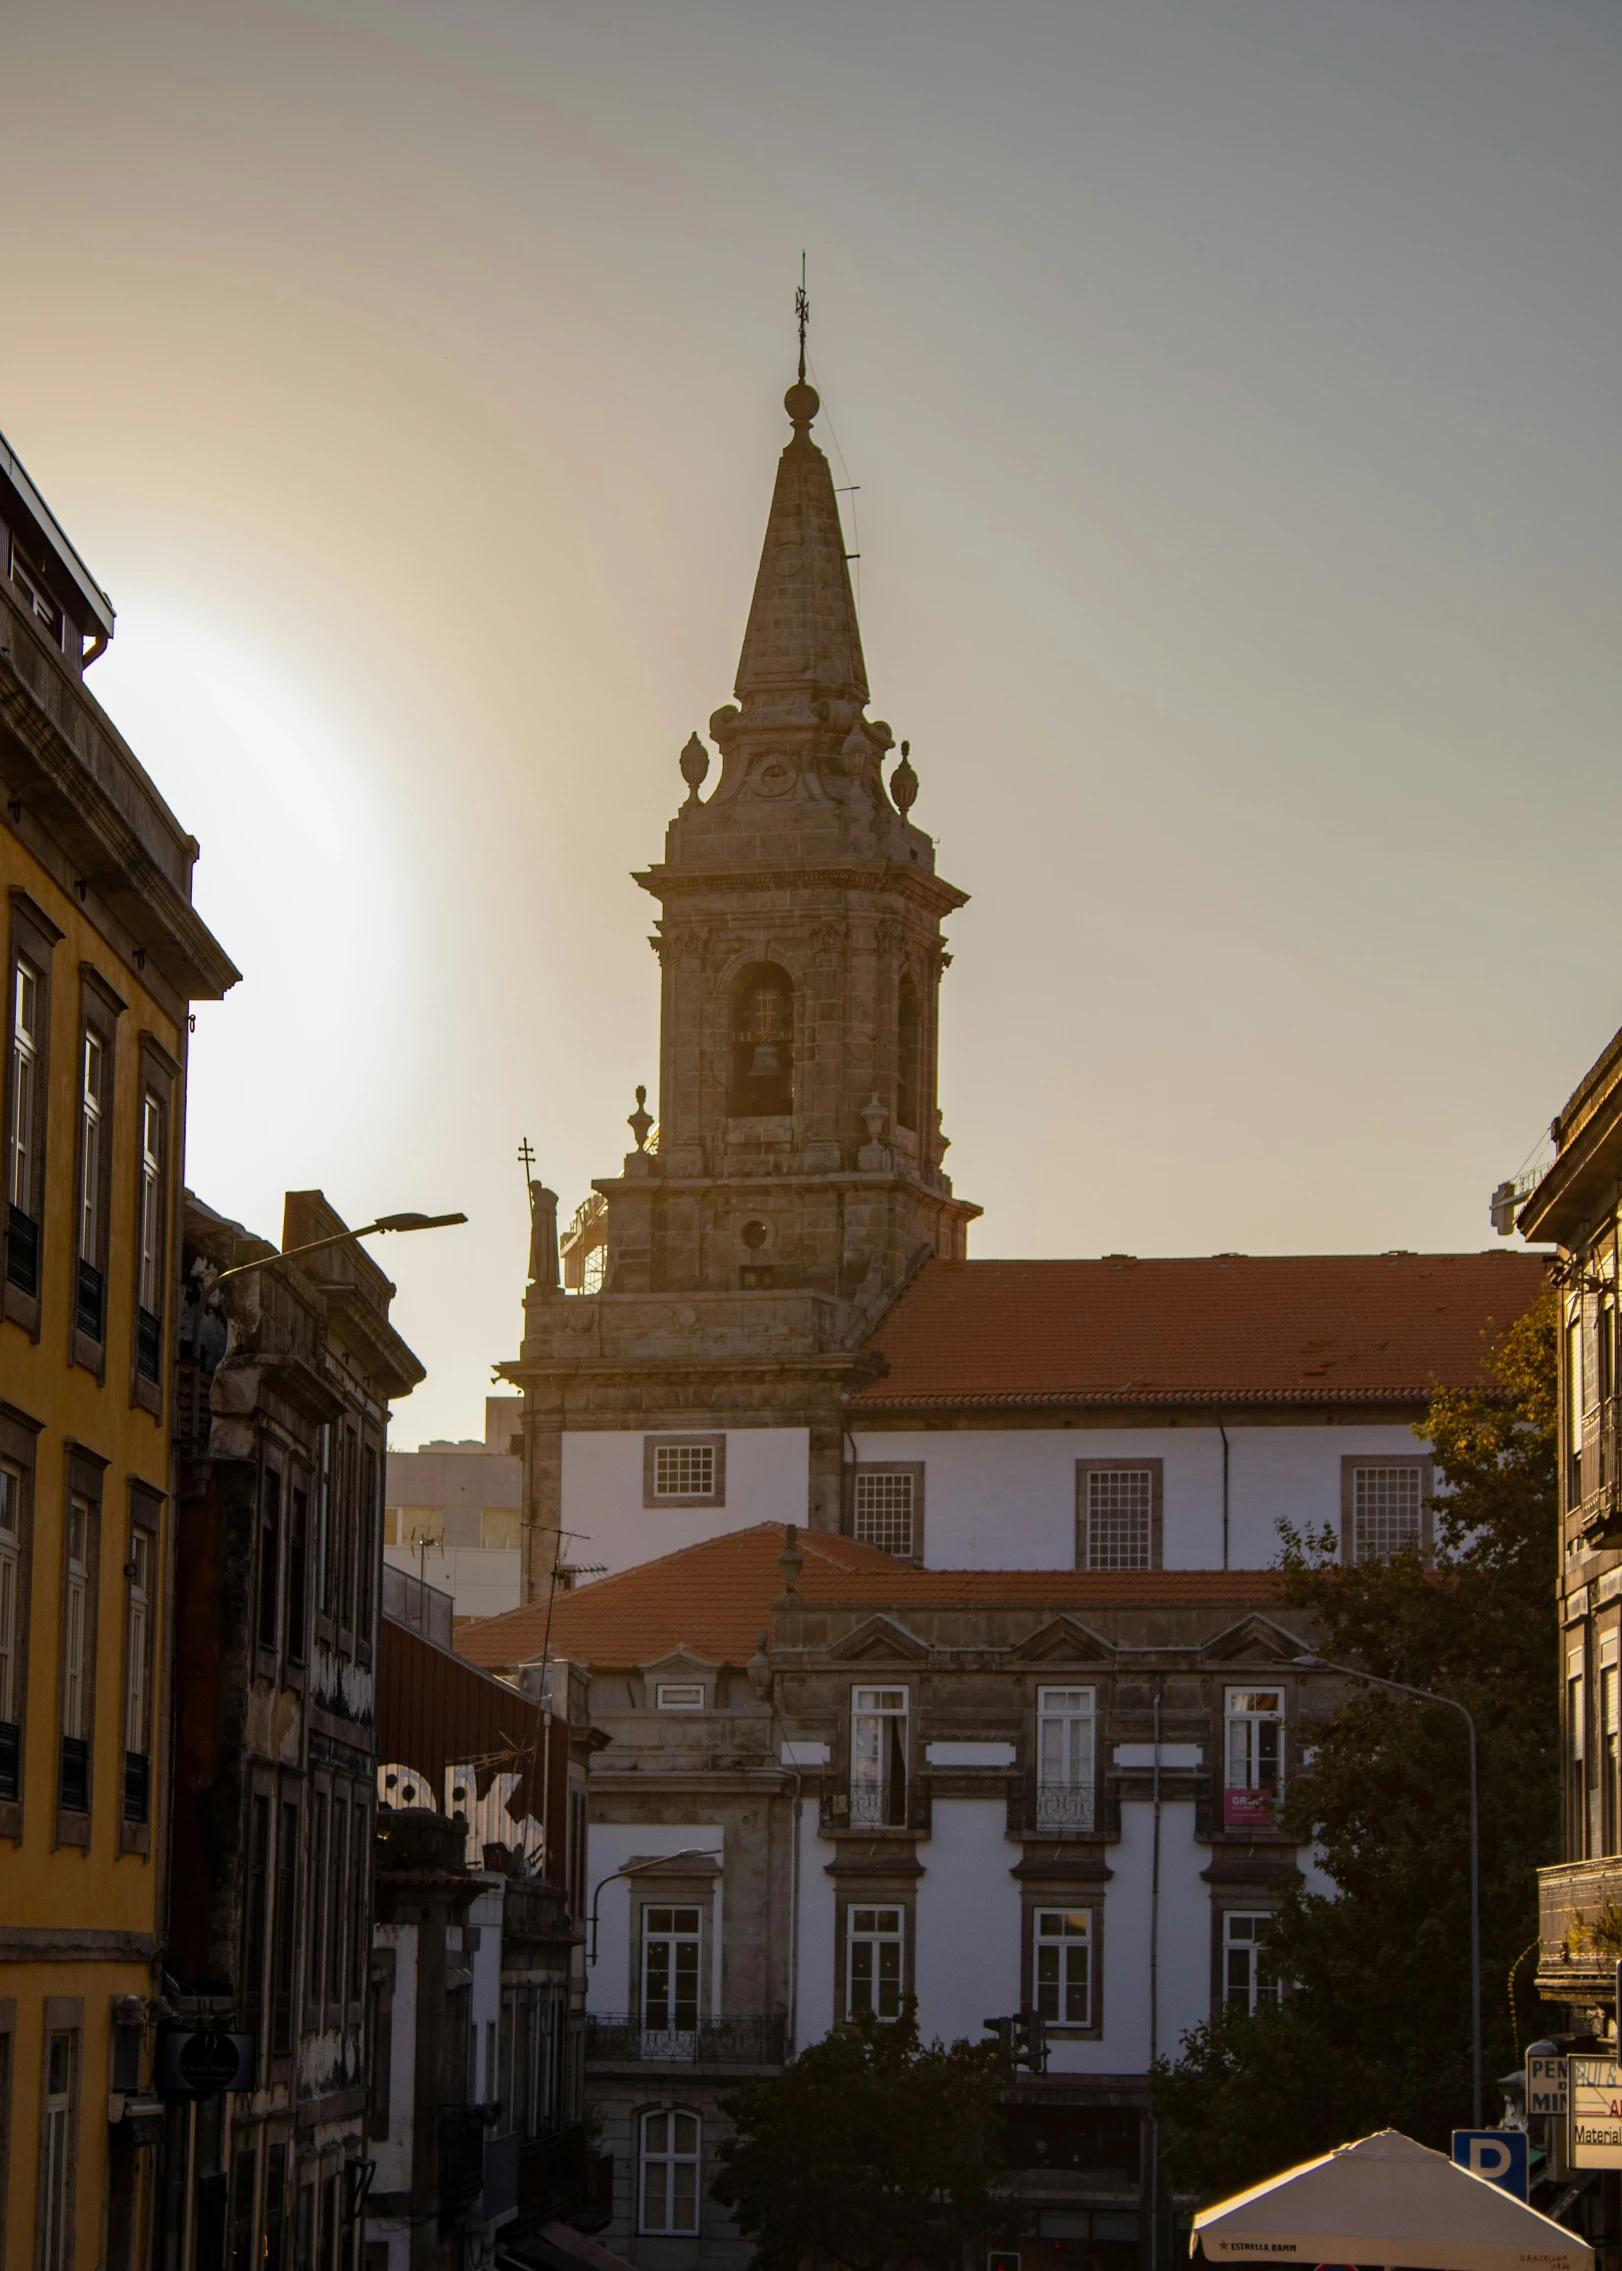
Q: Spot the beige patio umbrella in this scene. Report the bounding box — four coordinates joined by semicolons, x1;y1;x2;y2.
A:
1191;2129;1591;2271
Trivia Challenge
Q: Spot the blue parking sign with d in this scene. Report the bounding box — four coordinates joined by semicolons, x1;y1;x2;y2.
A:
1452;2130;1529;2201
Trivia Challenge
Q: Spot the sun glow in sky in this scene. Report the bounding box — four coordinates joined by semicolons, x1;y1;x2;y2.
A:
8;0;1621;1440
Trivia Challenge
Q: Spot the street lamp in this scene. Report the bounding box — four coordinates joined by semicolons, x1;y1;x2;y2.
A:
588;1849;714;1966
214;1210;468;1283
1294;1652;1481;2127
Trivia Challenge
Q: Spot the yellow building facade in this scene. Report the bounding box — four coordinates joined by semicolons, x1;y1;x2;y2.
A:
1;433;237;2269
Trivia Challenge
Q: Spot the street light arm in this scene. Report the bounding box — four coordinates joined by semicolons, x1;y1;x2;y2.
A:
1294;1650;1481;2129
587;1848;714;1967
214;1211;468;1283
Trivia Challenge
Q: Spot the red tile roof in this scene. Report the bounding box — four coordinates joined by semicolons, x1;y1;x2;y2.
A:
849;1252;1547;1410
454;1524;1280;1674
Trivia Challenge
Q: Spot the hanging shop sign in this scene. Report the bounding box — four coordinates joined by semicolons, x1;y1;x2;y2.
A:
1569;2056;1622;2168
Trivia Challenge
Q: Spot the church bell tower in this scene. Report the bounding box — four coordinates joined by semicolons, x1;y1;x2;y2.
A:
505;365;978;1593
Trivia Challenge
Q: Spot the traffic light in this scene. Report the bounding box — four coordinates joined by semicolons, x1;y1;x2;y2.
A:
982;2015;1015;2055
1014;2007;1048;2074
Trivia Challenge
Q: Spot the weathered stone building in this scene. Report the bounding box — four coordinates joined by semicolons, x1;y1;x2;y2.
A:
163;1190;422;2271
459;1524;1361;2271
500;367;978;1597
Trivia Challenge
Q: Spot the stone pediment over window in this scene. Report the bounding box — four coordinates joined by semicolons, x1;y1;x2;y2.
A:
1010;1616;1115;1666
1199;1615;1303;1666
828;1614;931;1665
638;1646;721;1679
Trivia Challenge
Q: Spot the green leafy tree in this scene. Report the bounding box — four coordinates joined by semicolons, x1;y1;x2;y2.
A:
1154;1288;1558;2201
712;2004;1005;2271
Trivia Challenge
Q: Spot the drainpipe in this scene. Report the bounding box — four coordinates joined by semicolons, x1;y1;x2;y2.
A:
1218;1421;1231;1571
1148;1681;1164;2271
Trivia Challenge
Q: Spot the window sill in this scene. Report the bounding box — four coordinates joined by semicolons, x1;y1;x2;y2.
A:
56;1809;90;1849
119;1818;151;1858
1;1279;40;1338
0;1797;21;1843
130;1370;161;1419
71;1328;105;1381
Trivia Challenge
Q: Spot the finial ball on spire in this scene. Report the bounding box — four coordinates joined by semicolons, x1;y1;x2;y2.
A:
784;380;820;432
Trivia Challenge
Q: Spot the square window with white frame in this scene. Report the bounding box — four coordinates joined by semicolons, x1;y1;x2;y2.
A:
1077;1462;1160;1571
643;1434;726;1508
852;1466;922;1560
639;2108;701;2235
1222;1911;1282;2013
1033;1908;1093;2029
1036;1687;1096;1831
1346;1461;1427;1564
846;1904;904;2021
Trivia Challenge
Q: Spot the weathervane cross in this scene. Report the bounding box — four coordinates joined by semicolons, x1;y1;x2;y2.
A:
796;251;809;384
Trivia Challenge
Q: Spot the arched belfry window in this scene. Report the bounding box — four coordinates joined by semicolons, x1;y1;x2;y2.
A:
728;965;795;1118
896;977;921;1133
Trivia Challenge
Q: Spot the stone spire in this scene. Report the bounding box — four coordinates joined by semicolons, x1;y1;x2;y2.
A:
733;381;868;712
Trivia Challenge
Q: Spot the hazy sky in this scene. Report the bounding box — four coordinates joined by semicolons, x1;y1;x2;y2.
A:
8;1;1620;1443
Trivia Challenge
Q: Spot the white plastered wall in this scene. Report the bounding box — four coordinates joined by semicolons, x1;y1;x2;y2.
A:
913;1799;1021;2045
850;1422;1434;1569
562;1428;809;1575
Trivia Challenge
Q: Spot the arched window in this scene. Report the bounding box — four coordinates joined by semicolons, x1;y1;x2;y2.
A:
896;977;921;1133
639;2107;701;2235
728;965;794;1118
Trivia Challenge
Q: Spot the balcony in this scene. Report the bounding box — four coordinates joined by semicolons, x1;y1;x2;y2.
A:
75;1256;104;1341
136;1305;163;1383
1537;1859;1622;2003
5;1205;38;1295
585;2012;788;2068
1006;1779;1120;1843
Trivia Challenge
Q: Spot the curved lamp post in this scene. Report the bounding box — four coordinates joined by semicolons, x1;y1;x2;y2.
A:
588;1848;714;1967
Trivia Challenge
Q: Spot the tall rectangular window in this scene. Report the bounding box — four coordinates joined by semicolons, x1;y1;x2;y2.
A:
639;2110;700;2236
59;1496;92;1813
850;1686;908;1828
357;1445;378;1647
135;1090;166;1381
852;1468;919;1560
846;1906;904;2021
1224;1688;1284;1830
1351;1465;1424;1562
75;1028;107;1341
328;1799;348;2004
0;1459;20;1801
1569;1316;1586;1510
655;1443;713;1498
244;1793;272;2042
122;1524;154;1825
271;1799;299;2056
257;1468;282;1655
41;2030;75;2271
1223;1912;1282;2014
6;955;41;1296
1036;1687;1096;1831
285;1486;309;1666
1033;1909;1093;2028
1570;1648;1589;1861
306;1791;328;2000
641;1907;702;2038
1603;1647;1620;1859
1077;1464;1160;1570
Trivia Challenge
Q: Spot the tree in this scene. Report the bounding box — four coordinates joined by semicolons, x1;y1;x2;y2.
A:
712;2005;1006;2271
1154;1288;1558;2202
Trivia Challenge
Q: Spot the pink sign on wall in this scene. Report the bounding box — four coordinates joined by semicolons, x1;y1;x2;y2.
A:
1224;1786;1275;1830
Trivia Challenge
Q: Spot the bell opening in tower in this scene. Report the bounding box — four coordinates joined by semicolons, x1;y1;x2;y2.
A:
897;977;921;1134
729;965;795;1118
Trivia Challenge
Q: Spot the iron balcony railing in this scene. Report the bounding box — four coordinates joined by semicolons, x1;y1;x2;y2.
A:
1033;1781;1097;1832
585;2012;788;2067
60;1735;89;1812
75;1256;104;1341
123;1749;150;1825
5;1205;38;1296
